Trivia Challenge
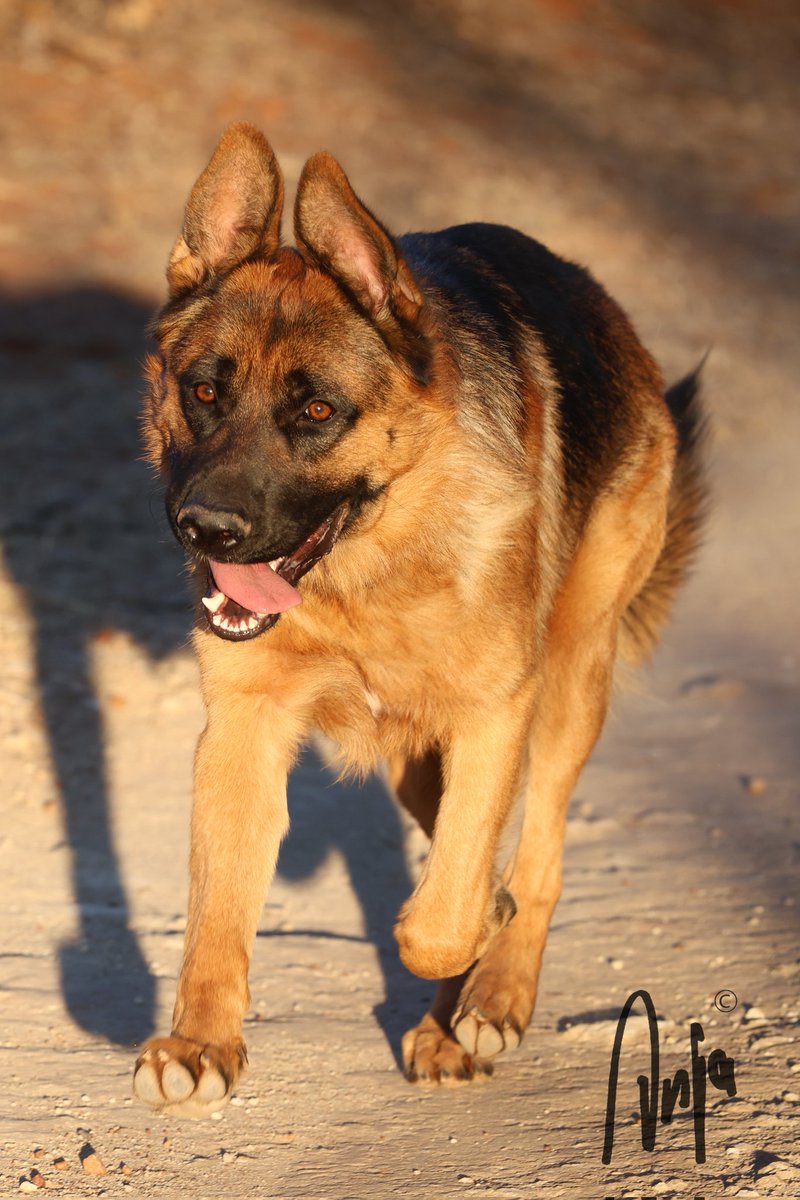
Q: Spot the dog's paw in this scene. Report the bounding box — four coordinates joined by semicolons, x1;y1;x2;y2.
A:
451;1006;522;1058
394;913;474;979
401;1011;494;1086
133;1035;245;1118
450;935;534;1060
394;884;517;980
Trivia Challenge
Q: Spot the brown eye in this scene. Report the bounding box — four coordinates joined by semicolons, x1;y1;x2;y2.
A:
304;400;335;423
194;382;217;404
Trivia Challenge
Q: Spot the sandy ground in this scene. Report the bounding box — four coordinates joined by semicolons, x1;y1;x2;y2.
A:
1;1;798;1196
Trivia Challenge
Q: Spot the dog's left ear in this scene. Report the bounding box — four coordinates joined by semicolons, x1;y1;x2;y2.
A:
294;153;430;384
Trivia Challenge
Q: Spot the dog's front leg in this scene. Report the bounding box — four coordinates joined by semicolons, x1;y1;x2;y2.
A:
394;688;535;980
134;689;298;1117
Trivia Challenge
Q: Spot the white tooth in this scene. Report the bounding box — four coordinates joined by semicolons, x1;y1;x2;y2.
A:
268;559;282;570
221;616;234;630
247;616;258;630
212;613;223;627
202;590;226;613
256;612;270;620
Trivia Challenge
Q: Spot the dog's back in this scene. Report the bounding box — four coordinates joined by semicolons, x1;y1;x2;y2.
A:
400;221;707;663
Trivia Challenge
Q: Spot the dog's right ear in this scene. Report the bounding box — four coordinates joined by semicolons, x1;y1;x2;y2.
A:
167;123;284;297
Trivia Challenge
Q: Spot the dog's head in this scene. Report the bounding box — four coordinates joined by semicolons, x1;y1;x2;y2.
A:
143;124;436;642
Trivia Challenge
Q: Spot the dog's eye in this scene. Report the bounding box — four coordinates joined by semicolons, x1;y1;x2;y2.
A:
303;400;335;423
194;382;217;404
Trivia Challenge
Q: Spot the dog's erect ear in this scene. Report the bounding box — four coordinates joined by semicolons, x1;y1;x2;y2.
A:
167;123;284;297
294;153;430;383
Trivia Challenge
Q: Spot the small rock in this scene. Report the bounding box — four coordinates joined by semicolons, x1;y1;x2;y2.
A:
18;1182;38;1195
742;775;767;796
211;1111;223;1121
31;1150;44;1160
79;1147;106;1177
120;1164;132;1176
743;1006;767;1023
610;958;624;970
30;1171;46;1189
221;1151;237;1164
52;1160;67;1172
457;1175;474;1185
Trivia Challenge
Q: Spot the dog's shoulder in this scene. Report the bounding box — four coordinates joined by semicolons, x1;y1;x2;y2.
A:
401;222;664;523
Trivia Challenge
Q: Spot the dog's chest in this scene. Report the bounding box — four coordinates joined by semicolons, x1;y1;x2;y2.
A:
363;687;384;718
309;639;481;772
295;569;530;765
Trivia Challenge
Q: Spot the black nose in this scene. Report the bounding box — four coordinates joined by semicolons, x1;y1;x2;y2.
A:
176;503;252;556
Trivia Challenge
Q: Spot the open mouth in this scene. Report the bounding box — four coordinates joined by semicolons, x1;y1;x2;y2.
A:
201;501;350;642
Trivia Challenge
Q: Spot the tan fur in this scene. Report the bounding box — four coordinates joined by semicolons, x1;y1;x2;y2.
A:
134;124;706;1112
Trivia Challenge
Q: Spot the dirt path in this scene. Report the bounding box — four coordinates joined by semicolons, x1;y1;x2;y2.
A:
1;2;798;1196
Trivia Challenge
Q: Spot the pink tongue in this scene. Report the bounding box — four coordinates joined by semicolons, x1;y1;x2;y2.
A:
210;560;302;615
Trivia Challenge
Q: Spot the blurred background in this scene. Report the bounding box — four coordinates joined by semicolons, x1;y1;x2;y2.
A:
1;1;798;1195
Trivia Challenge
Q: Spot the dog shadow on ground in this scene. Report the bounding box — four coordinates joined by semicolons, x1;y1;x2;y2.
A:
0;285;426;1054
277;746;432;1062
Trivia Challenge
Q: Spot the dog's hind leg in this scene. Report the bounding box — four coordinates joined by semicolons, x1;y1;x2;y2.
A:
401;436;674;1082
451;444;674;1064
133;683;300;1117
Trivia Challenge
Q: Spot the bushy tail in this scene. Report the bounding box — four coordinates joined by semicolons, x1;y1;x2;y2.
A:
619;367;710;665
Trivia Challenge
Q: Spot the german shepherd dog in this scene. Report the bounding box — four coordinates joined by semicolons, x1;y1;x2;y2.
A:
134;124;706;1116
